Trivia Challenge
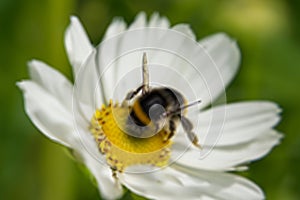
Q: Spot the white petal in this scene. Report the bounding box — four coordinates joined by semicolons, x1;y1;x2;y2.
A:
96;13;240;112
150;33;239;108
19;61;117;200
105;32;239;111
103;17;127;40
97;12;200;103
196;33;241;107
71;110;123;199
95;28;198;104
79;150;123;199
18;79;122;198
172;24;196;40
202;33;240;87
120;165;264;200
17;81;76;148
131;32;239;109
148;12;170;28
73;50;104;121
98;12;169;101
173;164;265;200
152;33;239;109
65;16;94;77
173;130;282;171
197;101;282;146
97;17;127;102
120;165;204;200
128;12;147;30
28;60;73;111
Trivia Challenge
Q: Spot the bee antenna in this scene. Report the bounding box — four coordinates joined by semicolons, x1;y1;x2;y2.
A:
142;52;149;94
162;99;202;117
179;99;202;111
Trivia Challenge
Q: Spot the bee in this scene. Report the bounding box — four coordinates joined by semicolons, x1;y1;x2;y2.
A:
123;53;201;148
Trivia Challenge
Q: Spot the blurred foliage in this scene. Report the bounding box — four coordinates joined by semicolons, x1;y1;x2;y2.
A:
1;0;299;199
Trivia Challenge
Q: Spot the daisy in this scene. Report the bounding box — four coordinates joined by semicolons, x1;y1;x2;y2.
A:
17;12;282;200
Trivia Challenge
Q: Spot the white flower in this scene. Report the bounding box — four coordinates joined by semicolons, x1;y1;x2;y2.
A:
17;12;282;200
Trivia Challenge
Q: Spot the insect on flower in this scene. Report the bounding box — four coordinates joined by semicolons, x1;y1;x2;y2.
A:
18;12;283;200
89;52;202;174
122;53;202;147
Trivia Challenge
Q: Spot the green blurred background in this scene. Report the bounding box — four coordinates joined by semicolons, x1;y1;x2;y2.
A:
1;0;299;199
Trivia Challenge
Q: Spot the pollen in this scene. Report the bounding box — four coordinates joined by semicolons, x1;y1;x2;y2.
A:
89;100;172;172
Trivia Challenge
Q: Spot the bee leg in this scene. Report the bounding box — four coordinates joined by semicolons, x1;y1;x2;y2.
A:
163;116;179;141
181;116;201;149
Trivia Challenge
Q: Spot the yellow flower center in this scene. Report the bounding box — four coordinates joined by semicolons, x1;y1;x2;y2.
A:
89;100;172;172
